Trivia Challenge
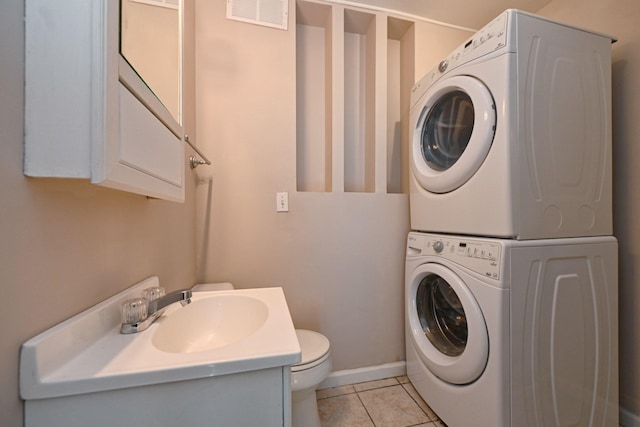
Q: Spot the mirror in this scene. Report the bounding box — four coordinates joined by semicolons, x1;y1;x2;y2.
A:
120;0;182;125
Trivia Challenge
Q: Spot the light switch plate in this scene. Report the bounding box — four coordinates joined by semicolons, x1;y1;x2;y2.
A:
276;192;288;212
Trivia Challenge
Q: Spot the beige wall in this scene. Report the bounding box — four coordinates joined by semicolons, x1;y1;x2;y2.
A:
535;0;640;420
194;0;470;372
0;1;198;426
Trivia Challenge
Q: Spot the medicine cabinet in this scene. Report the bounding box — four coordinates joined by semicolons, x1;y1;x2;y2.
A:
24;0;185;202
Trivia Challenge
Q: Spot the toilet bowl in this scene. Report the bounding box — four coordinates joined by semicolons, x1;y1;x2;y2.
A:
291;329;332;427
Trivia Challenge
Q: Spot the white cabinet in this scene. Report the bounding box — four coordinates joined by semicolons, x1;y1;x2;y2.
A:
24;0;185;202
25;367;291;427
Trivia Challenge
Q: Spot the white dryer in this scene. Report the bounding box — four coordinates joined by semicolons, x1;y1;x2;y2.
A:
409;10;615;239
405;231;618;427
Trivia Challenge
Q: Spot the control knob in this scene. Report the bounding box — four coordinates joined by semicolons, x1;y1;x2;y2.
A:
433;241;444;253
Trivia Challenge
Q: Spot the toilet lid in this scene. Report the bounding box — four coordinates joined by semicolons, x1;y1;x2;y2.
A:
293;329;330;369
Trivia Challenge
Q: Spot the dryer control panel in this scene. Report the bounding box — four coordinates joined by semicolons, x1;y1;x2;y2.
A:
410;10;510;106
407;232;502;280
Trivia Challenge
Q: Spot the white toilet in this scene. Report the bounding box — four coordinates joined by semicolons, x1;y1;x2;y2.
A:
291;329;332;427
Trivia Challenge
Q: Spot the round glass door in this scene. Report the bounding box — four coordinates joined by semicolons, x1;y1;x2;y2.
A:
421;90;474;173
411;75;496;194
417;274;468;357
407;263;489;385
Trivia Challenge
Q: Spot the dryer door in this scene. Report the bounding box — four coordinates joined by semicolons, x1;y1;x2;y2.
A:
407;262;489;384
411;75;496;194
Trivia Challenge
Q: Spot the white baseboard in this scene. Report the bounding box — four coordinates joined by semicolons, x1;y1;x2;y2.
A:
318;361;406;390
621;407;640;427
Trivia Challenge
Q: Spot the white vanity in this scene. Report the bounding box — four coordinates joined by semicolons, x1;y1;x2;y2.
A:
24;0;186;202
20;277;301;426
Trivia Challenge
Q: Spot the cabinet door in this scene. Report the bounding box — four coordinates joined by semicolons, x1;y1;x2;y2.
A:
24;0;185;202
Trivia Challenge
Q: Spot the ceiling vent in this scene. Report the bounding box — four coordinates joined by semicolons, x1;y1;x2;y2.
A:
227;0;289;30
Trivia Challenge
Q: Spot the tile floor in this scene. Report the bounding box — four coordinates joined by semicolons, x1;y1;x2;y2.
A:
316;376;446;427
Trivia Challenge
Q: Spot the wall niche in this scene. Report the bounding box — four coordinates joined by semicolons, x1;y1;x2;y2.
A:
295;0;414;194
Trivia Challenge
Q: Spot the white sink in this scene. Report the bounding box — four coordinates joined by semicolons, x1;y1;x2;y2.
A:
152;294;269;353
20;276;301;400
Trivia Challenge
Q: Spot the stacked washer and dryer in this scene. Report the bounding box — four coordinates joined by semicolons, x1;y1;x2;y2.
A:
405;10;618;427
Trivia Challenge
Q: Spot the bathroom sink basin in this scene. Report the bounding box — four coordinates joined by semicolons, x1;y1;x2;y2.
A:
20;277;300;401
152;295;269;353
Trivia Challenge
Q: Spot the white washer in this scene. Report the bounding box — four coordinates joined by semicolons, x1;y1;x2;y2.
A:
405;231;618;426
409;10;615;239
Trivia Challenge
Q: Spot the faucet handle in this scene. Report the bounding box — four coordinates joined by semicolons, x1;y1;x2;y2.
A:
120;298;149;324
142;286;166;302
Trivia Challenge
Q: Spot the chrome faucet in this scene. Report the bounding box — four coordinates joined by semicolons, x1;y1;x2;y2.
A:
148;289;192;315
120;288;192;334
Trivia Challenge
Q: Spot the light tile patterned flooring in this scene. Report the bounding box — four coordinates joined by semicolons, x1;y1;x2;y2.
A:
316;376;446;427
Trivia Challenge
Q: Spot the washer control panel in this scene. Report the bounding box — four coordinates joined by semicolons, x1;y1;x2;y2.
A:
407;232;502;280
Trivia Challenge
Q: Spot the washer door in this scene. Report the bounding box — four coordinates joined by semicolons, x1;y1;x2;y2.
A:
411;75;496;194
407;262;489;384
